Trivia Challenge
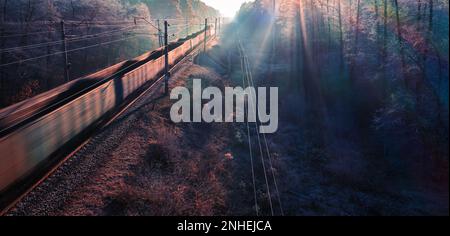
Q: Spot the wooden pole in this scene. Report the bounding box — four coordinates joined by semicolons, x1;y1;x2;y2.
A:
157;19;162;47
164;20;169;95
204;18;208;52
215;18;217;37
60;21;70;82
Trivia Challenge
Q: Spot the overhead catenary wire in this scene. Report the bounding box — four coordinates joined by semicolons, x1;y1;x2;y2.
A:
0;19;208;67
163;18;188;22
0;16;204;44
65;18;201;25
168;25;191;35
160;17;203;22
167;23;190;27
133;17;162;33
0;28;59;38
0;25;149;53
0;34;148;68
166;21;202;41
0;21;222;213
0;17;200;27
66;25;144;39
0;23;152;39
0;21;140;38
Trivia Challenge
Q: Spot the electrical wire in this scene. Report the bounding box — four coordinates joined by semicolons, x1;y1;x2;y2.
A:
241;40;275;216
0;34;147;68
238;40;260;217
0;25;146;53
0;20;210;66
240;39;284;216
0;29;58;38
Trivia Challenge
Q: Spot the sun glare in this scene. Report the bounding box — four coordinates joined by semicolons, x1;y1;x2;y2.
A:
201;0;254;18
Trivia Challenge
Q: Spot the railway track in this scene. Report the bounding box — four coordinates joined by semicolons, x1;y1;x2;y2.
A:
0;29;217;215
236;36;284;216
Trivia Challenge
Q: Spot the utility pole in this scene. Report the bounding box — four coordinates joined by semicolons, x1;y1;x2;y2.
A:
204;18;208;52
218;17;221;34
164;20;169;95
157;19;162;47
185;16;189;38
60;21;70;82
215;18;217;37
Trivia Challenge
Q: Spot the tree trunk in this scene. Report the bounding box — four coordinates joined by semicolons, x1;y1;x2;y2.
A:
428;0;433;31
393;0;406;83
349;0;361;84
338;0;344;77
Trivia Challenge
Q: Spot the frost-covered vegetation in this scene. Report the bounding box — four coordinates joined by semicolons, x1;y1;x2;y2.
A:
225;0;448;215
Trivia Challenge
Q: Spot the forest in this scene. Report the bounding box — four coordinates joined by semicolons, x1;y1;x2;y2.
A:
0;0;448;216
0;0;218;108
222;0;448;214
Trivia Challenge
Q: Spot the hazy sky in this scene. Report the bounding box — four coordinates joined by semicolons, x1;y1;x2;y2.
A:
201;0;254;17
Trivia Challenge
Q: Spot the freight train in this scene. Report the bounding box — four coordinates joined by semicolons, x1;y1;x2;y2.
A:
0;26;212;201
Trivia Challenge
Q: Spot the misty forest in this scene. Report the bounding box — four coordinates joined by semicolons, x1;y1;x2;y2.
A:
0;0;448;216
225;0;448;215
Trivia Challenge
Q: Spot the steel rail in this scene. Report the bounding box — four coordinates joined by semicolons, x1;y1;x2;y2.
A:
0;32;215;216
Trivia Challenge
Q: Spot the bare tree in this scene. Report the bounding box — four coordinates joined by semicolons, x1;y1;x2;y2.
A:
393;0;406;82
349;0;361;84
338;0;344;77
